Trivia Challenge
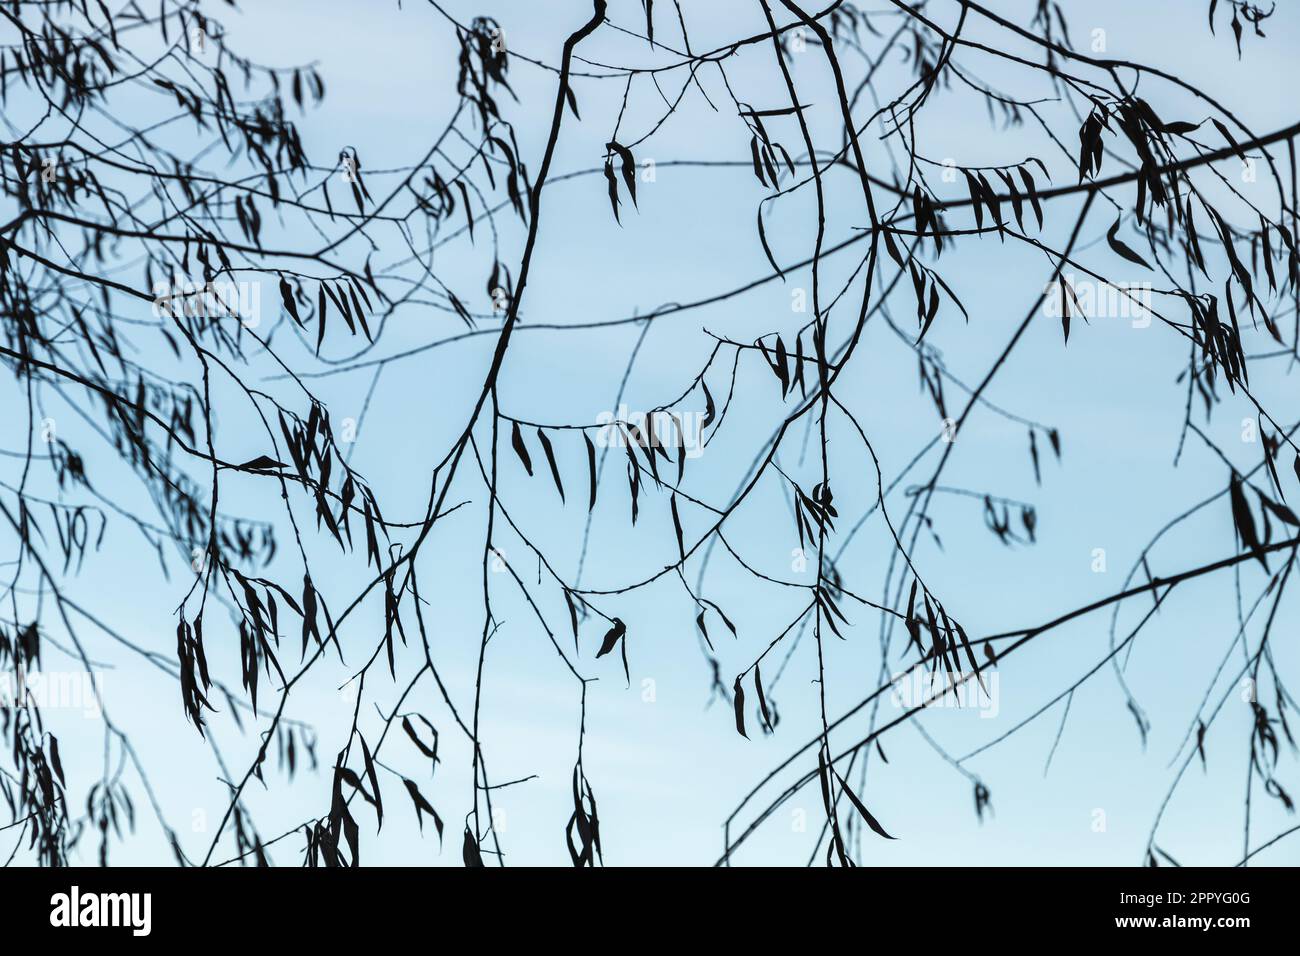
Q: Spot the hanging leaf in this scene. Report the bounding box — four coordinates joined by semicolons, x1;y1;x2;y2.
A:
732;676;748;738
607;141;637;206
585;433;598;511
755;663;773;733
462;827;484;867
537;429;565;502
1229;473;1267;570
359;734;383;829
627;456;640;524
757;207;785;279
1018;166;1043;229
670;493;685;561
596;618;626;658
834;770;895;839
279;277;301;324
402;778;444;840
510;420;533;476
401;716;439;761
1106;217;1152;270
1059;275;1070;344
603;157;621;223
316;283;328;352
49;735;65;787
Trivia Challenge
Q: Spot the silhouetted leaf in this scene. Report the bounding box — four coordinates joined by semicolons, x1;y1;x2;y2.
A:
1106;218;1152;270
537;429;564;502
278;277;301;325
733;676;747;738
1229;473;1267;570
670;493;684;560
834;770;895;839
603;158;621;223
402;778;444;840
510;420;533;476
1059;275;1070;344
596;618;625;658
359;734;383;829
237;455;287;471
401;716;439;761
462;827;484;867
755;663;773;733
49;736;65;788
607;141;637;206
585;434;598;511
757;208;784;279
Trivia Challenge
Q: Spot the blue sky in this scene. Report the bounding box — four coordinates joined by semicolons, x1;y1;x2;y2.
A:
7;0;1300;866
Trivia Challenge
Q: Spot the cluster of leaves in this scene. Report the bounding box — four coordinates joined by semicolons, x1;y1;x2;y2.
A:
0;626;69;866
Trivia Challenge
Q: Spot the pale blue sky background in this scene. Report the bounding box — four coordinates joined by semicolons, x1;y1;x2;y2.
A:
7;0;1300;866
